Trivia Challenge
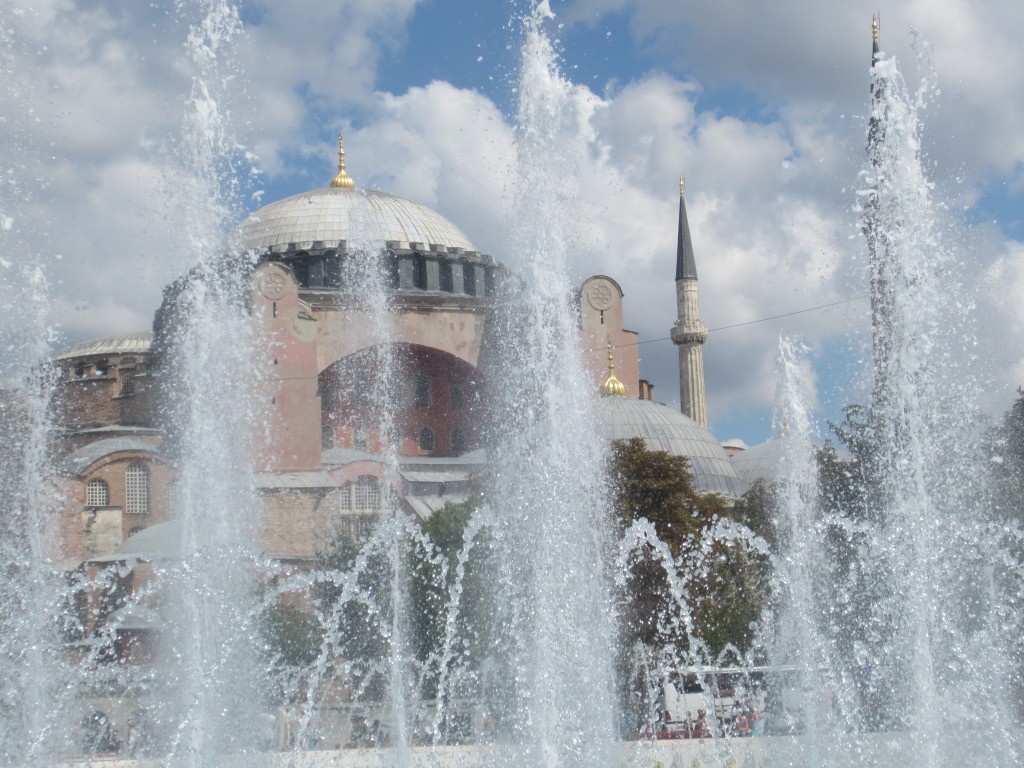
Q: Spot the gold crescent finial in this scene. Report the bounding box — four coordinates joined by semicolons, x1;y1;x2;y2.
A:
601;338;627;397
679;176;685;198
872;14;879;43
330;132;355;189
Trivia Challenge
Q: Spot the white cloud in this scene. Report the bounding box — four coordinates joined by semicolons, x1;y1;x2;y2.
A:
2;0;1021;442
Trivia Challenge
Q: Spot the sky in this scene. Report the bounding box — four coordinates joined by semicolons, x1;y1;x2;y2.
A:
2;0;1023;445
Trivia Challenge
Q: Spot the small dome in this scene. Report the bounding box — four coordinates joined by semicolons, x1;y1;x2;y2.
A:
731;439;851;485
55;332;152;361
730;439;784;486
599;397;747;497
234;187;478;254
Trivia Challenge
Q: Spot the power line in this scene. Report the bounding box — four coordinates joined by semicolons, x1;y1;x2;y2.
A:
595;295;868;352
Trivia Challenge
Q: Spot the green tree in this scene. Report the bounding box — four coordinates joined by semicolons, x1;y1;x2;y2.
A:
258;602;324;668
608;438;769;657
313;539;392;698
609;438;712;556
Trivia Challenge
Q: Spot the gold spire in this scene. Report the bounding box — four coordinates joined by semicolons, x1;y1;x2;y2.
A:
601;339;627;397
872;13;879;43
679;176;685;198
330;132;355;189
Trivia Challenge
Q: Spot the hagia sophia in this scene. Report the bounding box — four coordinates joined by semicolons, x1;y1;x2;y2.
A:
48;136;760;576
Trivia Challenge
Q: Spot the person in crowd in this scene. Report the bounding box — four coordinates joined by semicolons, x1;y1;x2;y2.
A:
693;709;712;738
732;706;750;737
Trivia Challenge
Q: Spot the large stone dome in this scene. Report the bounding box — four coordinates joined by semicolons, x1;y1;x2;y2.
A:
600;396;747;498
234;187;479;254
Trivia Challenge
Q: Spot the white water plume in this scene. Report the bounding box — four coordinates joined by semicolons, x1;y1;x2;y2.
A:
480;4;617;766
153;0;264;762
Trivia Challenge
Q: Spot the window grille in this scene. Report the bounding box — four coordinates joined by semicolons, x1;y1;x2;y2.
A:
125;463;149;515
354;476;379;511
119;374;135;397
85;478;109;507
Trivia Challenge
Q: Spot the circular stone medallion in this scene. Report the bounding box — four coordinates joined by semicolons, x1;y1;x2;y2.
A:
257;271;288;301
586;282;614;311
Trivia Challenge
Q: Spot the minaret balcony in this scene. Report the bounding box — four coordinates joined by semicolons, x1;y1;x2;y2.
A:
671;322;708;346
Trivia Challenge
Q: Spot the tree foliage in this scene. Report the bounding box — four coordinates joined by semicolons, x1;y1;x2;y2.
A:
608;438;770;658
609;438;708;557
258;602;324;669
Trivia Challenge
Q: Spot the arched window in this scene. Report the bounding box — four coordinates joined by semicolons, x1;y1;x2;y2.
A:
414;373;431;408
451;428;465;454
118;374;135;397
307;257;325;288
383;251;400;289
419;427;435;453
354;476;379;511
324;250;343;288
412;253;427;290
439;261;453;293
85;479;109;507
125;463;149;515
353;425;369;451
463;263;476;295
290;258;309;286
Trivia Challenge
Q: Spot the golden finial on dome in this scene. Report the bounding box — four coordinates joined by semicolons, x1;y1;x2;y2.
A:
330;132;356;189
679;176;685;198
601;339;627;397
872;13;879;43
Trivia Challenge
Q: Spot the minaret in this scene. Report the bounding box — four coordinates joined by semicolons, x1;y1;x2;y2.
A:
669;178;709;429
863;14;896;411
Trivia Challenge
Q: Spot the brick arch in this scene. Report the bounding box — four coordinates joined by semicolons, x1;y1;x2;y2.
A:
319;343;480;457
314;305;487;373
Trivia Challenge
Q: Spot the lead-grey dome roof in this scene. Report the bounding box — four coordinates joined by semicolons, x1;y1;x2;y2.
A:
729;439;784;486
731;438;851;486
60;438;161;475
55;332;152;361
234;187;478;253
599;397;747;497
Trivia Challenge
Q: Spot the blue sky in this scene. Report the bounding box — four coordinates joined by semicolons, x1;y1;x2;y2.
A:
3;0;1023;446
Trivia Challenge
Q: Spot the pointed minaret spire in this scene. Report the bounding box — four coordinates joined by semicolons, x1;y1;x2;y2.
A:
670;178;709;429
675;176;698;281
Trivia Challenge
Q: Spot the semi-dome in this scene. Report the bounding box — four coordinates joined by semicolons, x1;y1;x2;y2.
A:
599;397;747;498
234;187;479;255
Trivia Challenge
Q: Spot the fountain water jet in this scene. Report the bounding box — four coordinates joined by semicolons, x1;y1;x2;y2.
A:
1;4;1022;768
764;24;1024;768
